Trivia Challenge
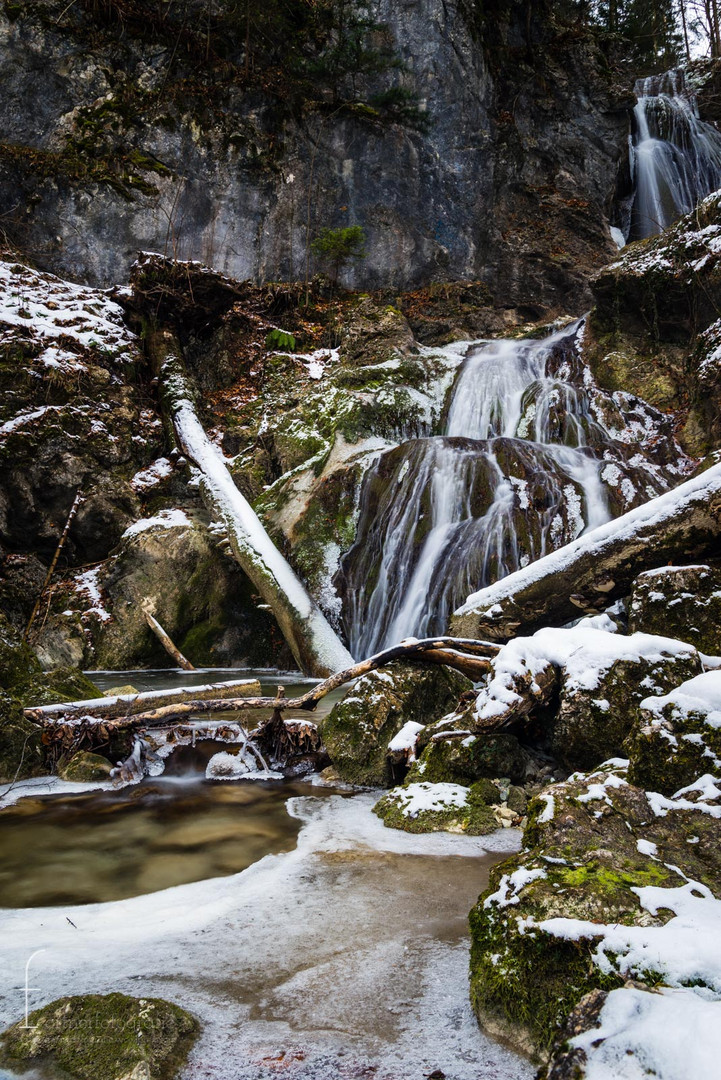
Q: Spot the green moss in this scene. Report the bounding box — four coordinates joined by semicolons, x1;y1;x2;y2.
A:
373;779;498;835
58;750;114;782
17;666;103;708
0;690;44;783
408;732;528;785
0;993;199;1080
321;663;471;786
469;869;622;1053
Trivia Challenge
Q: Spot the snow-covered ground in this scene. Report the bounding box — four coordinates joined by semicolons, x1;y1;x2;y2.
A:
0;793;528;1080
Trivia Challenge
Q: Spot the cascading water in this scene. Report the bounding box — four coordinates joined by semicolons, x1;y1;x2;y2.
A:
340;324;613;657
627;70;721;241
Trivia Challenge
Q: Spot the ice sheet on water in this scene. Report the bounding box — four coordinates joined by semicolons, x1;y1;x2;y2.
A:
0;793;528;1080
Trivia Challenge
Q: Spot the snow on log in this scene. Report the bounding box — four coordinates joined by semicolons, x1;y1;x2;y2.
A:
147;326;354;677
24;678;262;722
452;462;721;642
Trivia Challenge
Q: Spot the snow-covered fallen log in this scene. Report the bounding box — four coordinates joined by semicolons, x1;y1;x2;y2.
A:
24;678;262;722
452;462;721;642
147;326;354;677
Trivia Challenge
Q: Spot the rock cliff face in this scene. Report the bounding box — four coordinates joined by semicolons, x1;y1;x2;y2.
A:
0;1;631;311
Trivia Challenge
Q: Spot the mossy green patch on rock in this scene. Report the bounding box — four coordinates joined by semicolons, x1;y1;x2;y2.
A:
320;663;471;786
58;750;114;782
407;730;531;786
16;665;103;708
0;992;199;1080
469;761;721;1058
373;780;497;834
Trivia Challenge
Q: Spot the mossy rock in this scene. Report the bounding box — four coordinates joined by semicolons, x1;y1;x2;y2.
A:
469;761;721;1058
0;992;199;1080
58;750;114;782
0;612;42;689
628;564;721;655
0;690;44;783
16;665;103;707
627;670;721;795
373;780;497;835
319;663;471;786
0;612;101;707
408;730;531;786
550;649;702;771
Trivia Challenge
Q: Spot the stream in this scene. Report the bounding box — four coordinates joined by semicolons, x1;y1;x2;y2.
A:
0;669;532;1080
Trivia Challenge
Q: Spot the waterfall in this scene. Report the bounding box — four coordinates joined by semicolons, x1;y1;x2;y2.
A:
340;324;613;657
628;70;721;241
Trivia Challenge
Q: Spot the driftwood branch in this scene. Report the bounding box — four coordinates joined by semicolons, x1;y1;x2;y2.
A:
452;462;721;642
144;609;194;670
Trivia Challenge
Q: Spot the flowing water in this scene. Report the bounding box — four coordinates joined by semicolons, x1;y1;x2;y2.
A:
342;323;611;656
627;70;721;241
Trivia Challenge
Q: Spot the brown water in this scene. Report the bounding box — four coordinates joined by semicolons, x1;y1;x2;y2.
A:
0;778;341;908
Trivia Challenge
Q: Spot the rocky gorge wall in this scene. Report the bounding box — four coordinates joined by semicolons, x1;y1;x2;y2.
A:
0;0;631;313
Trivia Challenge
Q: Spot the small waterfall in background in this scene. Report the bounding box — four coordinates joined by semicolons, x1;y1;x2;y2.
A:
627;70;721;241
341;324;613;657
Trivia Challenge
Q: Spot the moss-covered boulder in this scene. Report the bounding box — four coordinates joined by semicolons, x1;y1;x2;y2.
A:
373;780;498;834
407;729;532;786
0;612;40;687
37;508;281;670
549;645;701;771
627;670;721;795
469;761;721;1059
628;564;721;655
58;750;114;782
320;663;471;786
0;611;101;705
0;690;44;783
0;993;199;1080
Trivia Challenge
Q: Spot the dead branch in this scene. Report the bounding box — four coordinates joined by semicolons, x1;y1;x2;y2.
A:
144;608;194;670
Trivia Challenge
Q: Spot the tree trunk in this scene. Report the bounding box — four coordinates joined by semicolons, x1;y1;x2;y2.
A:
146;325;354;677
451;463;721;643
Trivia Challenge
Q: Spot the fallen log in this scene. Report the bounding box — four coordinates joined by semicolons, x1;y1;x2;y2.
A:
29;636;499;732
24;678;262;723
146;324;354;678
452;462;721;642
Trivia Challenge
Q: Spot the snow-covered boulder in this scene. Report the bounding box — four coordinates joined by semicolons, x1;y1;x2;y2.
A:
628;670;721;795
373;780;498;835
469;759;721;1061
544;984;721;1080
628;563;721;655
440;625;702;773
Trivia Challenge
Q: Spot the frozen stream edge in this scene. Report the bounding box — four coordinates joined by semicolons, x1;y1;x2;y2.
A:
0;792;531;1080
